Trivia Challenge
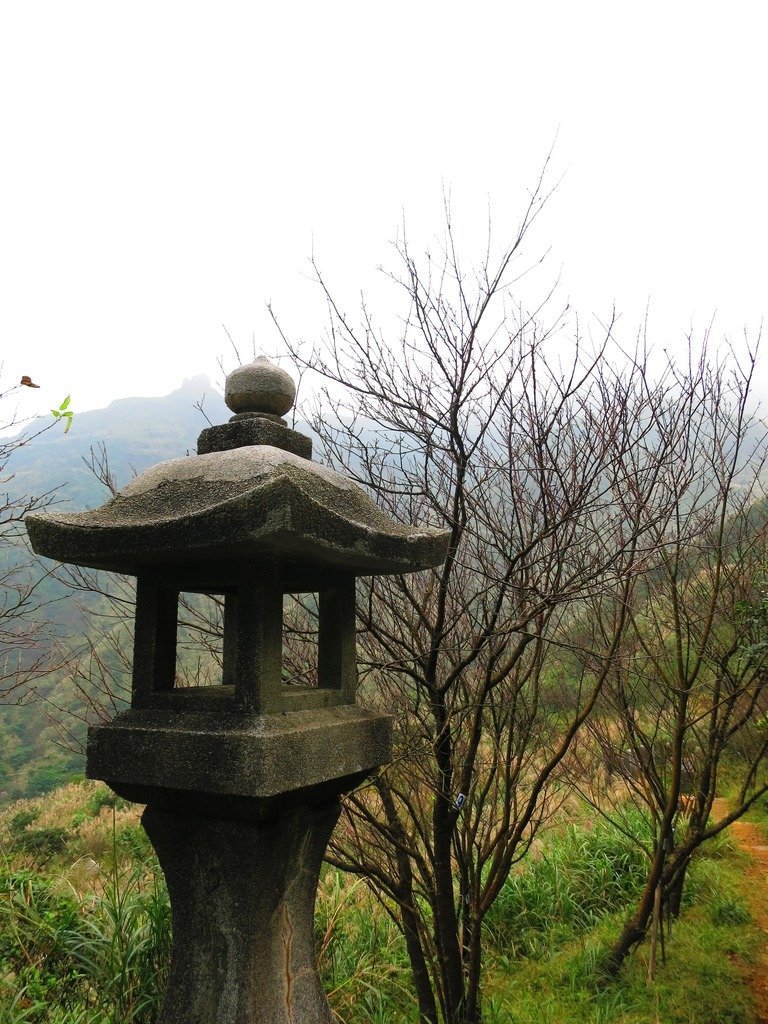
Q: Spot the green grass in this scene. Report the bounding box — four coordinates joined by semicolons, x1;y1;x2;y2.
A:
0;783;764;1023
315;868;418;1024
484;839;761;1024
484;906;759;1024
743;790;768;832
0;864;171;1024
485;808;652;957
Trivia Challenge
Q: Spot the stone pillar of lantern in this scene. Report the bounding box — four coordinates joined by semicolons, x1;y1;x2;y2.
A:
144;799;342;1023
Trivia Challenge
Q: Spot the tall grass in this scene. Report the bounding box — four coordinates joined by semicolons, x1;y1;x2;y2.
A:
0;861;171;1023
485;809;652;957
486;904;759;1024
0;859;413;1024
316;868;417;1023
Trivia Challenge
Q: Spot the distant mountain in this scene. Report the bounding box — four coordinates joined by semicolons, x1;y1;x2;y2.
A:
4;376;228;510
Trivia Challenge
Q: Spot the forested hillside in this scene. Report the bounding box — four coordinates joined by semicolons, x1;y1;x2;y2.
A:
0;377;227;801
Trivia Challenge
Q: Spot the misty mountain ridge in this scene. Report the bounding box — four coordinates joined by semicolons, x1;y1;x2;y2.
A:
5;377;229;510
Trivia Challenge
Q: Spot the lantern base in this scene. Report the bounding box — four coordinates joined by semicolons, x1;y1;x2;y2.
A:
143;799;340;1024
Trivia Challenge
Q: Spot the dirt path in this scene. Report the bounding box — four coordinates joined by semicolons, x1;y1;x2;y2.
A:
712;799;768;1023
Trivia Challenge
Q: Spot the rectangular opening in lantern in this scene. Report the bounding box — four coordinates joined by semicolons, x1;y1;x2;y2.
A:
174;591;226;692
282;592;319;690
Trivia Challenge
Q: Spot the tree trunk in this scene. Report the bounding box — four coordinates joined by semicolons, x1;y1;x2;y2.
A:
665;859;689;919
432;703;466;1023
607;843;666;975
378;781;440;1024
647;883;662;983
663;836;700;919
399;893;440;1024
462;915;483;1024
432;815;465;1022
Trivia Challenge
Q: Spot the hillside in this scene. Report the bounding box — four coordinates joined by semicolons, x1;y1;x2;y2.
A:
1;779;764;1023
0;378;229;801
5;376;228;511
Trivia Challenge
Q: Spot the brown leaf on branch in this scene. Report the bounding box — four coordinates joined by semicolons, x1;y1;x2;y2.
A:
20;375;40;388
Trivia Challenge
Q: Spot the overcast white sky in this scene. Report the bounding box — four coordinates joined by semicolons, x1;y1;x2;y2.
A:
1;2;766;423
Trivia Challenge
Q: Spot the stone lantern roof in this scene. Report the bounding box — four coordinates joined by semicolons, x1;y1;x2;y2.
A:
26;356;450;575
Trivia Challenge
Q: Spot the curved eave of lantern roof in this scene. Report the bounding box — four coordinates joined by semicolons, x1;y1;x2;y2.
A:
26;445;451;575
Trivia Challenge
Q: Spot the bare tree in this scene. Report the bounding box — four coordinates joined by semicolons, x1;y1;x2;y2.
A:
577;340;768;974
271;191;697;1022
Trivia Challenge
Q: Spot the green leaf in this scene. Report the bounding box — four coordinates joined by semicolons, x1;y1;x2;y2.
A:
64;417;73;434
51;409;61;417
59;395;71;411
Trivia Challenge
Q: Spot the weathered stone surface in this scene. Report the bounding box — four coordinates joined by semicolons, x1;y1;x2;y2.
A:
87;706;391;813
197;417;313;459
26;445;450;574
127;569;359;715
225;356;296;417
144;799;339;1024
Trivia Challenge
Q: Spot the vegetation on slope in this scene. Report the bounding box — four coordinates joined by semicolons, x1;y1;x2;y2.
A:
1;781;764;1023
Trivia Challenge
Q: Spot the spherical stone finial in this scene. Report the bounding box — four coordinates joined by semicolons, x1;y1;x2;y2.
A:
225;356;296;418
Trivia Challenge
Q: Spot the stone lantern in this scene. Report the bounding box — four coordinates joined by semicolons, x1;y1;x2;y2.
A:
26;357;449;1024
